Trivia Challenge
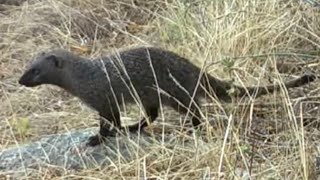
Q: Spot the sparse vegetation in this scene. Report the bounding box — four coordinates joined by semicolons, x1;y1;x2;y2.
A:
0;0;319;179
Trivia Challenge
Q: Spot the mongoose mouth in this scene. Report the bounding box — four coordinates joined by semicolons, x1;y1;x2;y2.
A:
18;79;37;87
18;74;41;87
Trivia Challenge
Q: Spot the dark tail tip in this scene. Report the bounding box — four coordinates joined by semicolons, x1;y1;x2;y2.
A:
300;73;317;85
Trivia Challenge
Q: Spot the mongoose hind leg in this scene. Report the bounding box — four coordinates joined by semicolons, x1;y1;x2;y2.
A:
166;97;202;129
86;110;121;147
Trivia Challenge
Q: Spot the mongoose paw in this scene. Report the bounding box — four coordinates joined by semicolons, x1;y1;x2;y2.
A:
86;129;119;147
86;135;105;147
105;129;118;137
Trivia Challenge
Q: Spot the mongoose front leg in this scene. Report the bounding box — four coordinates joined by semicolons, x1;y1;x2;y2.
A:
86;111;121;147
127;107;159;132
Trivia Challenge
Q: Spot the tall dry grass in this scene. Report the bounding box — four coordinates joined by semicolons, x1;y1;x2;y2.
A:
0;0;319;179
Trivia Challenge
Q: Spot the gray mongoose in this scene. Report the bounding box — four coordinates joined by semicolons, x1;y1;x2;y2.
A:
19;47;316;146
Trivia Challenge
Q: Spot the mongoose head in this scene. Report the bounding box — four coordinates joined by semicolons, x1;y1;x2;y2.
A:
19;49;71;87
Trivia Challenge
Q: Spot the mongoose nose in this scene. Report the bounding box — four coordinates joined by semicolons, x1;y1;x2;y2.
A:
18;76;24;85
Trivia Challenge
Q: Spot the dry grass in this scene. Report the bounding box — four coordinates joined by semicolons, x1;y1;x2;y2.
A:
0;0;320;179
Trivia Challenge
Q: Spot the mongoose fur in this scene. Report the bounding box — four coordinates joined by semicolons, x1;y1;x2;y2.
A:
19;47;316;146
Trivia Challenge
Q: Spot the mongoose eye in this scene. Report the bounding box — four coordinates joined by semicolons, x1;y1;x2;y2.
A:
31;68;40;75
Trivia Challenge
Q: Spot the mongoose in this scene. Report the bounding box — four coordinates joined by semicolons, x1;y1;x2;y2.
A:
19;47;316;146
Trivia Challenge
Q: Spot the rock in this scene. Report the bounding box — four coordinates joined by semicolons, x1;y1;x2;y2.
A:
0;128;196;177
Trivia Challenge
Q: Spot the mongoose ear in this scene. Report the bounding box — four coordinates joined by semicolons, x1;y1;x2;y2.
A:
48;55;63;68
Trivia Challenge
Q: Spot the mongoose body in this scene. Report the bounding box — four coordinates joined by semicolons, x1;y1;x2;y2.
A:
19;47;316;146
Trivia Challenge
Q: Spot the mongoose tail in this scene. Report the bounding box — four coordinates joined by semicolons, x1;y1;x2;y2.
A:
205;73;316;101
